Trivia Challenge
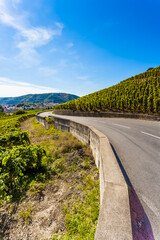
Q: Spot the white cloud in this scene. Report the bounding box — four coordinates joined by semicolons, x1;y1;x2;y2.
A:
0;77;60;97
12;0;22;3
55;22;64;30
0;0;64;63
50;47;58;53
12;0;22;4
11;0;22;8
77;75;89;80
39;67;57;77
59;59;68;67
66;42;74;48
0;55;9;61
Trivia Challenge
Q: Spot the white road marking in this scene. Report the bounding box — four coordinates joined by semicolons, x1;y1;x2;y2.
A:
141;131;160;140
112;123;130;129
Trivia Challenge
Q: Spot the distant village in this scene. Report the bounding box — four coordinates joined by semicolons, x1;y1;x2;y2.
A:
0;102;58;113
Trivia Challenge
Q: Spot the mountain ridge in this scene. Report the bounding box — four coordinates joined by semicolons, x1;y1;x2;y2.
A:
0;92;79;105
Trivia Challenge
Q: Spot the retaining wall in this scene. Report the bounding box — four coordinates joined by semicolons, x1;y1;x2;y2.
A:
35;113;49;130
54;109;160;121
36;114;132;239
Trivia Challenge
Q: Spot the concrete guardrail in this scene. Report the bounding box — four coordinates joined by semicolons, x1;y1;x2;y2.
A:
35;114;133;239
35;113;49;130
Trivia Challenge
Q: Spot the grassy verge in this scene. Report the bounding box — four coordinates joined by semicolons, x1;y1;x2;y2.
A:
0;112;99;240
20;118;100;240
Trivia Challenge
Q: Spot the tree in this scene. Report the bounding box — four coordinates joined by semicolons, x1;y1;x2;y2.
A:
0;105;4;112
147;67;154;71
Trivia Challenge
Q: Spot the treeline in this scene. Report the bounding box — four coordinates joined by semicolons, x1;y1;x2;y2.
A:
55;66;160;114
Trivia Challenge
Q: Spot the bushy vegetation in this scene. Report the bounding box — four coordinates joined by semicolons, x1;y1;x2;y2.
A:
0;145;46;202
14;109;26;115
0;112;6;118
55;66;160;114
0;110;47;203
0;113;99;240
0;105;4;112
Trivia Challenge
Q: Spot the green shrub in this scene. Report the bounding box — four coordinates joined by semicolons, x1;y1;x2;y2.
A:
20;207;33;224
0;110;52;204
14;110;26;115
0;130;30;147
0;145;47;202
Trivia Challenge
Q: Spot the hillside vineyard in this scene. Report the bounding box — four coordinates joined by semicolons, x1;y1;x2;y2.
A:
55;67;160;114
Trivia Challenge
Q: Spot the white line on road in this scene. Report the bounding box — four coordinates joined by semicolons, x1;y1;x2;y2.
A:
141;131;160;140
112;123;131;129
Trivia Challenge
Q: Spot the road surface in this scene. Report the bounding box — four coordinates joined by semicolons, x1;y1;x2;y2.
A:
39;112;160;239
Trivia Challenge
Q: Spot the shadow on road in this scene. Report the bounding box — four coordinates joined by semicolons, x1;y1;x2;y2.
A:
111;144;155;240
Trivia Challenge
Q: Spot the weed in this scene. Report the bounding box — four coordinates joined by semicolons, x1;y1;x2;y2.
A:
81;158;90;169
20;207;33;224
67;164;78;172
51;158;65;175
29;182;46;195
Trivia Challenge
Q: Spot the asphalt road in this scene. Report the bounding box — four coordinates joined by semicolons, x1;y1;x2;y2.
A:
39;112;160;239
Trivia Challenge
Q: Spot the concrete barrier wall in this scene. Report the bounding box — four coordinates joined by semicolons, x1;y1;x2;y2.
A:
35;113;49;130
54;117;70;132
70;121;90;144
36;114;132;240
54;109;160;121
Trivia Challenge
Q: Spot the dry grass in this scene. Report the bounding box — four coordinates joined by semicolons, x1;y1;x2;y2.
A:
21;118;83;157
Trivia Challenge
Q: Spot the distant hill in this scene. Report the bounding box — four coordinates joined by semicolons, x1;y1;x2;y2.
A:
0;93;79;105
55;66;160;114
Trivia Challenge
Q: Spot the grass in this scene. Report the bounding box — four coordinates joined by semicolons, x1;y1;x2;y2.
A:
21;117;100;239
0;112;100;240
22;118;84;157
62;175;99;240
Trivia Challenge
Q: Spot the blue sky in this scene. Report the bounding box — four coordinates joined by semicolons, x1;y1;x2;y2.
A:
0;0;160;97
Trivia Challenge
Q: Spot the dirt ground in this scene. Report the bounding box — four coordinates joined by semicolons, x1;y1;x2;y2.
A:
0;180;66;240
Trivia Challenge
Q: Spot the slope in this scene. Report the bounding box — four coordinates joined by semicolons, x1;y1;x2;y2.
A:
55;67;160;114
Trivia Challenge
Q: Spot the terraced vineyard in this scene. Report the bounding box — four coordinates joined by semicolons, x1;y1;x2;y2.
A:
55;66;160;114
